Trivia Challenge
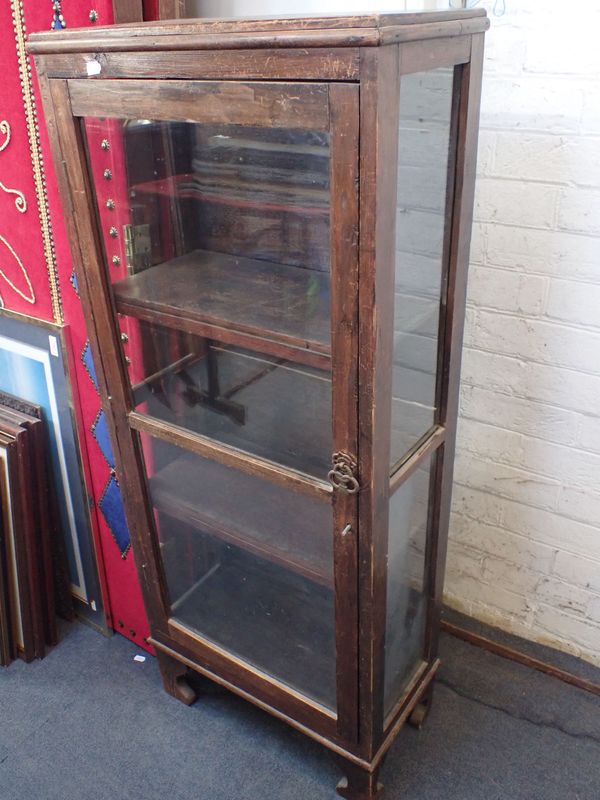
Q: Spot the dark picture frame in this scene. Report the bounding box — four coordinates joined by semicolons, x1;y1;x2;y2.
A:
0;309;107;632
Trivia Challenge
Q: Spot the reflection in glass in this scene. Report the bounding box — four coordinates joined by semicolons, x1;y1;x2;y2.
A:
127;320;331;478
391;69;454;467
85;97;337;712
383;455;432;716
140;435;336;710
84;118;332;478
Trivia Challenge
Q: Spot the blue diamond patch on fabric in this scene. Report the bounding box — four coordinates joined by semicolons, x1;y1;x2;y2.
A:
91;409;115;469
99;476;130;556
51;1;67;30
81;341;99;393
70;270;79;296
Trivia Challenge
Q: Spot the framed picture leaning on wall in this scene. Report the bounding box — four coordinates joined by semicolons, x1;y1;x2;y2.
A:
0;309;107;632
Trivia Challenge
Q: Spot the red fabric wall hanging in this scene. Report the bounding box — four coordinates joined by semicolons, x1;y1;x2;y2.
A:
1;0;154;652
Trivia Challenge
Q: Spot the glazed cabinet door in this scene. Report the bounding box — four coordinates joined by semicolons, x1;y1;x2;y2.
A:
59;77;360;741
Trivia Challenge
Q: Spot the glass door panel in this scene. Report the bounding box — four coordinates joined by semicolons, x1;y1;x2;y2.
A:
391;68;454;468
79;81;358;724
140;434;336;710
84;116;332;478
123;320;331;477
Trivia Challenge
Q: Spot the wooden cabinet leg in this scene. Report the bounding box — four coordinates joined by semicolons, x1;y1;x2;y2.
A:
335;760;384;800
156;650;197;706
408;682;434;730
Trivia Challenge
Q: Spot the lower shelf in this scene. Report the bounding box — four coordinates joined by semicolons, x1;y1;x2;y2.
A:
149;449;333;586
169;549;337;711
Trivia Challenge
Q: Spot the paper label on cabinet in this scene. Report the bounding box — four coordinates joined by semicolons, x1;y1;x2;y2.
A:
86;60;102;76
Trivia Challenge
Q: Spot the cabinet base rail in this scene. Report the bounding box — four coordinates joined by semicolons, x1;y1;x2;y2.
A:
148;636;439;791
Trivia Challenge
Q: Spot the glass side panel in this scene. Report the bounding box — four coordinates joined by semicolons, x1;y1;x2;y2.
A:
83;116;331;479
391;69;454;467
140;434;336;710
383;454;432;717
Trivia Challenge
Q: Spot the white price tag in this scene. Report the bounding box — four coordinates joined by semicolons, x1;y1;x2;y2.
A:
86;59;102;76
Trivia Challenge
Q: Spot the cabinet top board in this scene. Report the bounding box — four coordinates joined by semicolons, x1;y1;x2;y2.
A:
27;9;489;55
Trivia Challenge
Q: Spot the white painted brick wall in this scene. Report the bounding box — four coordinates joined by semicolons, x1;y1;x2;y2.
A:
446;0;600;666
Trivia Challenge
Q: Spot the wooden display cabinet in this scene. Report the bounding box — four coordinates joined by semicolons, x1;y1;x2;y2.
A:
30;10;488;797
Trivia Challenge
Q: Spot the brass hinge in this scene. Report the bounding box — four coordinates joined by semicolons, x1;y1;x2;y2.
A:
123;223;151;275
328;452;360;495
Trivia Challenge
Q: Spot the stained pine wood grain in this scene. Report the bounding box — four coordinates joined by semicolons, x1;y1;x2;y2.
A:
69;79;330;130
37;49;360;81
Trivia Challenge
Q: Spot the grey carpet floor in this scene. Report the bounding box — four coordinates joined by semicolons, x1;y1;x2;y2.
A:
0;622;598;800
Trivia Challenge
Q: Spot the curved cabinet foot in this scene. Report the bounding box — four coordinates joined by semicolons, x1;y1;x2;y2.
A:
336;761;384;800
408;683;434;730
156;650;198;706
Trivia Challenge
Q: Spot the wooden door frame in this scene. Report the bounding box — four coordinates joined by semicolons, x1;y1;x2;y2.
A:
330;82;361;743
356;42;402;763
37;63;362;750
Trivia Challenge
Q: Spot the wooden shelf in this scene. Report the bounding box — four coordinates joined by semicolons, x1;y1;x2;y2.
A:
131;174;329;217
171;552;336;711
150;452;333;587
114;250;331;368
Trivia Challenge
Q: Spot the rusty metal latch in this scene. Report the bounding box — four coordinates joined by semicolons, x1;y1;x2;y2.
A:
328;452;360;495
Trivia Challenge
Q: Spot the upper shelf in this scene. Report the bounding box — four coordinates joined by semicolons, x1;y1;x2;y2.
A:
113;249;331;369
